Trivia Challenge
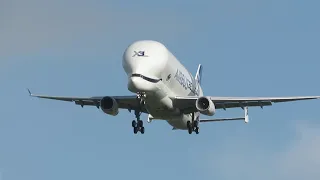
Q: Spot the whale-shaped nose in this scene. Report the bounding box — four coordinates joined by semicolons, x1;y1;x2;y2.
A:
122;40;168;93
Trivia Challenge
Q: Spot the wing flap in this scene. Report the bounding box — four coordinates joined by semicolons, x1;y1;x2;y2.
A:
215;101;272;109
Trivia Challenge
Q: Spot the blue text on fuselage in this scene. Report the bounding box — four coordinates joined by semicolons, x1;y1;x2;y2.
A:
174;69;199;96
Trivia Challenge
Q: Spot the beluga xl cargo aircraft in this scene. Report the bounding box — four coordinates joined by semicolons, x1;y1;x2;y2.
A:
28;40;320;134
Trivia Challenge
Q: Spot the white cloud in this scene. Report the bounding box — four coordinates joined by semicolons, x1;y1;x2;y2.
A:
275;122;320;179
202;120;320;180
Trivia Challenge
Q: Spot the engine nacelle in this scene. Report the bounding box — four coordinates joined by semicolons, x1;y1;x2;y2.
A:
100;96;119;116
195;96;216;116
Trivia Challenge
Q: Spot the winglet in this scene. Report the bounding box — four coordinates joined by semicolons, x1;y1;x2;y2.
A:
27;88;32;96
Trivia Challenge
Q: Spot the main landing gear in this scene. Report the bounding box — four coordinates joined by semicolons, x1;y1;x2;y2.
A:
132;110;145;134
187;113;199;134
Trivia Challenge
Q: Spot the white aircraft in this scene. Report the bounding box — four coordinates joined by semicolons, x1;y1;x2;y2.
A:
28;40;320;134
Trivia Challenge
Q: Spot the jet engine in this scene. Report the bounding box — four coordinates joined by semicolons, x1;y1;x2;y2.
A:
100;96;119;116
195;96;216;116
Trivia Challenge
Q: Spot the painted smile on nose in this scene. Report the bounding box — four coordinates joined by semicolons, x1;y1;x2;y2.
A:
128;73;162;93
131;73;162;83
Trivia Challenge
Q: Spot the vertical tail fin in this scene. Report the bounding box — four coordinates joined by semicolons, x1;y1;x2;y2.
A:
195;64;203;85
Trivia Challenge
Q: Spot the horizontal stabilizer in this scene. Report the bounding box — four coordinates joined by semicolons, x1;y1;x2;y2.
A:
200;117;245;122
200;106;249;123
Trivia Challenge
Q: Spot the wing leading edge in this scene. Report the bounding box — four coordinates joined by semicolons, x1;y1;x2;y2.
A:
173;95;320;113
27;89;147;113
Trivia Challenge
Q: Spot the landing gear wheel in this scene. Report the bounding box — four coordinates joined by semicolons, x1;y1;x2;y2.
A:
187;121;192;134
132;120;136;127
132;110;145;134
187;121;191;128
193;121;199;128
195;127;199;134
133;127;138;134
138;120;143;127
187;113;200;134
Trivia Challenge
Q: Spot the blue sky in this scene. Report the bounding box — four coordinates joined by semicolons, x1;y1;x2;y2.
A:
1;0;320;179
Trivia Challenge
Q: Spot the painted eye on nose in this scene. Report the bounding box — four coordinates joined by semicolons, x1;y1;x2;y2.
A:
166;74;171;81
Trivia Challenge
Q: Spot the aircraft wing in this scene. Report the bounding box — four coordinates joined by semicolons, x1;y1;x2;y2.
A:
173;96;320;113
27;89;147;113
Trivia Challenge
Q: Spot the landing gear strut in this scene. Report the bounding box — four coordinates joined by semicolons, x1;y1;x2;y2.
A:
132;92;146;134
136;92;146;106
187;113;200;134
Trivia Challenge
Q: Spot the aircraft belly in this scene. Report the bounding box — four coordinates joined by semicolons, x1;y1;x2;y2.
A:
166;114;191;130
144;90;191;130
145;105;190;130
144;96;180;119
144;81;177;116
